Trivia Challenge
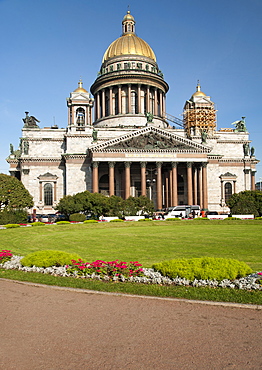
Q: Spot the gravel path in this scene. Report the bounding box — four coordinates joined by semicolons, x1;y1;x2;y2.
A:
1;279;262;370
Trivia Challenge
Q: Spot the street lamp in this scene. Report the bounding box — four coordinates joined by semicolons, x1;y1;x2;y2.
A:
146;168;157;200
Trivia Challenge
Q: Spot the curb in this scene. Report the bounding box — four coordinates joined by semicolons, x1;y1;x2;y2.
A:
1;278;262;310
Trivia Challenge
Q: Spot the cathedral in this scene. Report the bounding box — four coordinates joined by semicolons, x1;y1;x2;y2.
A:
7;11;259;214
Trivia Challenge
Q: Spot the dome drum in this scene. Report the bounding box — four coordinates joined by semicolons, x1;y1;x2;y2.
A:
96;55;164;84
91;82;168;129
93;114;168;129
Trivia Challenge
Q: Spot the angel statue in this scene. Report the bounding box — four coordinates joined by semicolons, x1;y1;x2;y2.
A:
22;112;40;128
231;117;247;132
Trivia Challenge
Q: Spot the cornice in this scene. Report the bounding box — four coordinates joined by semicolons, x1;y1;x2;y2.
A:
22;138;64;142
91;148;207;154
91;71;169;95
62;153;87;159
20;157;63;163
65;134;92;138
217;140;251;144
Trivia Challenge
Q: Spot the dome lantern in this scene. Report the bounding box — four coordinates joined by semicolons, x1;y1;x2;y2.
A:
74;79;88;93
122;10;136;35
192;81;206;98
102;11;156;63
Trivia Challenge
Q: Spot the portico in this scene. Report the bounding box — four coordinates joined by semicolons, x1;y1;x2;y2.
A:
91;158;209;210
90;126;210;209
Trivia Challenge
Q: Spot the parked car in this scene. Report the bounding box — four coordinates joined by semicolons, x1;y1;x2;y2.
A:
40;215;49;223
55;214;67;221
47;214;57;222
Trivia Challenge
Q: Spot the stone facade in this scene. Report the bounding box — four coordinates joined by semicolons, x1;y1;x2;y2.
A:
7;11;259;214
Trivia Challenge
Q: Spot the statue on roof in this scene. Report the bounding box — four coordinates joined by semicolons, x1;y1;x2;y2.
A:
145;112;153;123
243;143;249;156
92;129;98;142
231;117;247;132
22;112;40;128
201;129;208;144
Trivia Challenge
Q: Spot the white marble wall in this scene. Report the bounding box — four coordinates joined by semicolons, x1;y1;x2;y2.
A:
17;124;256;214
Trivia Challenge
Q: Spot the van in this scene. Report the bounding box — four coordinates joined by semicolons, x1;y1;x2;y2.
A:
165;205;201;219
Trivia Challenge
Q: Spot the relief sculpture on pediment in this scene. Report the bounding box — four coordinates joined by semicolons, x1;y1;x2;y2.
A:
109;133;189;150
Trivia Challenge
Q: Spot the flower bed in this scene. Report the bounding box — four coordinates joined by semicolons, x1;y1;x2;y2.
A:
1;252;261;291
67;259;143;279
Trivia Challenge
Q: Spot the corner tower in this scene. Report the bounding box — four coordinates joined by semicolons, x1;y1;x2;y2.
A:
90;11;169;128
183;82;217;137
67;80;94;131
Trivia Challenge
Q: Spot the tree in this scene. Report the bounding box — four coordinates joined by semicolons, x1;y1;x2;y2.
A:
226;190;262;216
56;192;155;219
55;195;83;218
56;191;112;218
106;195;124;217
0;173;33;211
121;196;154;216
136;195;155;215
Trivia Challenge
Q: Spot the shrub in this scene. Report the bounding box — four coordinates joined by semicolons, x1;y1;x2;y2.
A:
31;222;45;226
109;219;123;222
21;250;83;268
83;220;98;224
138;218;153;221
0;209;28;225
193;217;210;221
69;213;86;222
224;217;240;221
56;221;71;225
152;257;252;281
255;217;262;220
4;224;20;228
0;250;13;263
165;218;181;221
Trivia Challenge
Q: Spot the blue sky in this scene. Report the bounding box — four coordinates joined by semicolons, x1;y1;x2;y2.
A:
1;0;262;181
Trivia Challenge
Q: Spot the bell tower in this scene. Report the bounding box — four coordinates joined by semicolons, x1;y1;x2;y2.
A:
183;82;217;137
67;79;94;130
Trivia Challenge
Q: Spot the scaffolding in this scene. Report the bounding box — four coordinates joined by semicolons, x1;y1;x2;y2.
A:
183;102;217;137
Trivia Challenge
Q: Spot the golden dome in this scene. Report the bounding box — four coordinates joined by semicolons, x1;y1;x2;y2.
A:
192;82;206;97
102;11;156;63
103;34;156;62
74;79;88;93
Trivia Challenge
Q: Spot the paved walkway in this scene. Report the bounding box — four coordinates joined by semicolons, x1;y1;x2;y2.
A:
1;279;262;370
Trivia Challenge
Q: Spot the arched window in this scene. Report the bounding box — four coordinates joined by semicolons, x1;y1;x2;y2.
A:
44;183;53;206
105;96;109;117
144;92;147;115
131;91;138;114
149;91;154;114
122;91;128;114
225;182;232;202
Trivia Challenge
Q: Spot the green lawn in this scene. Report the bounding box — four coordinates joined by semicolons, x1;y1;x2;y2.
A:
1;269;262;305
1;220;261;271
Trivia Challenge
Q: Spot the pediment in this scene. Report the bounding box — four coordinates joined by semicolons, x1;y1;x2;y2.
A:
90;127;211;153
37;172;58;181
71;92;90;100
